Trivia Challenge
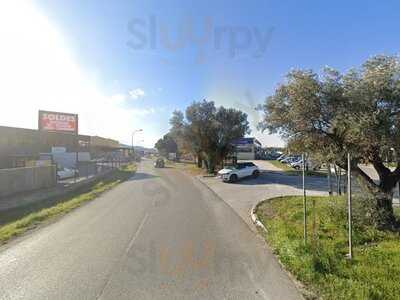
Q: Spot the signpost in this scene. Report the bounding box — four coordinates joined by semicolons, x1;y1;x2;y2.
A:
347;152;353;259
38;110;79;182
38;110;78;133
302;153;307;246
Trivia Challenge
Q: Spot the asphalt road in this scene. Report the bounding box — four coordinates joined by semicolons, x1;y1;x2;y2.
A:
0;160;301;300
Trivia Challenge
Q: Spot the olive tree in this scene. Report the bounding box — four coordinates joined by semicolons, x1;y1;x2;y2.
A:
259;55;400;228
154;133;178;157
170;100;250;173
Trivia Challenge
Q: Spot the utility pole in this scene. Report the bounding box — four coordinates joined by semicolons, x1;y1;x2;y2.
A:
131;129;143;160
302;153;307;246
347;152;353;259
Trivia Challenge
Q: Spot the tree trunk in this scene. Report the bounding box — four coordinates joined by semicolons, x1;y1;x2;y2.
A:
205;154;217;174
373;191;397;229
207;158;215;174
327;163;333;195
352;166;398;229
197;155;202;168
335;165;342;195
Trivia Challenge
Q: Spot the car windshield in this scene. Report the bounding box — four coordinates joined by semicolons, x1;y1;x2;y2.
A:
1;2;397;299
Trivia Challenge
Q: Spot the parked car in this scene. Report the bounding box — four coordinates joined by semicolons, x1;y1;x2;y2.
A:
289;159;303;169
281;156;300;164
280;156;292;163
154;158;165;168
265;152;281;160
57;167;78;180
290;159;320;170
277;154;287;161
217;162;260;183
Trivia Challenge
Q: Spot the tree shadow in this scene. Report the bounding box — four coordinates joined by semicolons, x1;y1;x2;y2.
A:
229;170;330;192
128;172;159;181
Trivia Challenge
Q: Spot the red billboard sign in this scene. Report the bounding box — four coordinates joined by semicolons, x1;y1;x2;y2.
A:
38;110;78;133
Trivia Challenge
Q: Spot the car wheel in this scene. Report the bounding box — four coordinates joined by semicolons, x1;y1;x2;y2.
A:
294;166;300;170
229;174;238;183
252;170;260;178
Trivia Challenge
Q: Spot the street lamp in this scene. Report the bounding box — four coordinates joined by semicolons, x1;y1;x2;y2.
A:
131;129;143;156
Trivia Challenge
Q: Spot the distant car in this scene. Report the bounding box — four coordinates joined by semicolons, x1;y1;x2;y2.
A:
291;159;320;170
277;154;287;161
57;167;78;180
281;156;299;164
154;158;165;168
268;153;281;160
289;159;303;169
217;162;260;183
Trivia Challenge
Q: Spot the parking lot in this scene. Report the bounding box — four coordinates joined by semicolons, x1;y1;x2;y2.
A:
199;161;329;230
199;160;400;231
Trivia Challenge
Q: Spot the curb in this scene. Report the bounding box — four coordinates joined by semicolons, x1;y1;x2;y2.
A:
250;202;268;233
195;173;269;234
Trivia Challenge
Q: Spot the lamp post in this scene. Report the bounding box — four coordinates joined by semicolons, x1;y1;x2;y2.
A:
131;129;143;159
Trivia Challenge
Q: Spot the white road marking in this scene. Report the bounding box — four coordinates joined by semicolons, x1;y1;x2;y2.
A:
126;213;149;254
97;212;150;300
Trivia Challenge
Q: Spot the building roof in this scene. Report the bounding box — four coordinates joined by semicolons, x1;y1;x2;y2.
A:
231;137;262;147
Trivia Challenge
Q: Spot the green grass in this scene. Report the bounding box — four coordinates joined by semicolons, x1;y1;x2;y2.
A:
0;163;136;245
164;159;208;176
268;160;327;177
395;207;400;218
256;196;400;300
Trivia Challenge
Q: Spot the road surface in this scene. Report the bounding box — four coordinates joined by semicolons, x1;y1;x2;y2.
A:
0;160;301;300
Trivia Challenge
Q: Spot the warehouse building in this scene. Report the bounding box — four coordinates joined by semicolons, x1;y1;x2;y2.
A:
0;125;120;169
231;137;263;160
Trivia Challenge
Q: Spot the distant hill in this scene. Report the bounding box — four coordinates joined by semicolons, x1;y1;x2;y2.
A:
119;144;157;154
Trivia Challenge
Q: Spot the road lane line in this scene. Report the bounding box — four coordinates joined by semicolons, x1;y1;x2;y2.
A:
126;213;149;254
97;212;149;300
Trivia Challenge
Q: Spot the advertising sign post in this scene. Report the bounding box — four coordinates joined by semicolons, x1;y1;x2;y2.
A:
38;110;79;181
38;111;78;133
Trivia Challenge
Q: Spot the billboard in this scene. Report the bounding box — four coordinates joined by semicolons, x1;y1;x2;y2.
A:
38;110;78;134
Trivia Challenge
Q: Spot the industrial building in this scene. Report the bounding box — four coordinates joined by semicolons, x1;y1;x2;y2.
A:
0;125;122;169
231;137;263;160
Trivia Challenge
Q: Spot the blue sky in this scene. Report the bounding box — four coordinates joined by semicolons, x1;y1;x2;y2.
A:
1;0;400;147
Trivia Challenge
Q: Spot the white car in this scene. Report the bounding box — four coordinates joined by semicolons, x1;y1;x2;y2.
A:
289;159;303;169
277;154;287;161
217;162;260;183
290;159;320;170
57;167;78;180
281;156;299;164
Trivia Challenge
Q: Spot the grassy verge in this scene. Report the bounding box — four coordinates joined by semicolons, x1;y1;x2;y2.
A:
165;159;207;176
256;196;400;299
0;163;136;245
268;160;327;177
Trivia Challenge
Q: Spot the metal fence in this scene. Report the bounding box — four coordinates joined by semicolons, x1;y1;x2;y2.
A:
57;159;133;186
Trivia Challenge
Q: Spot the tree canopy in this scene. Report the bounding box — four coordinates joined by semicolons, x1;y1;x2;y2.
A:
260;55;400;228
166;100;250;173
154;133;178;157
